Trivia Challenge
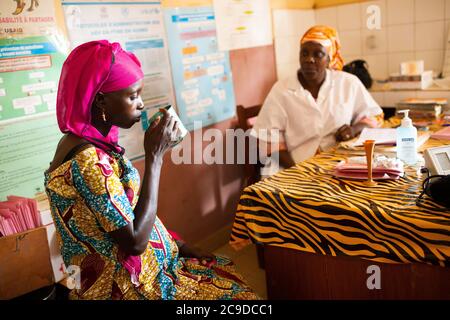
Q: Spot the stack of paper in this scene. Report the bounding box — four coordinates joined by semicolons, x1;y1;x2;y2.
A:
431;126;450;140
353;128;397;147
0;196;42;237
333;156;404;180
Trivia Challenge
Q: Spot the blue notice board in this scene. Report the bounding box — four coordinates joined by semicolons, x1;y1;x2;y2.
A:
163;6;236;131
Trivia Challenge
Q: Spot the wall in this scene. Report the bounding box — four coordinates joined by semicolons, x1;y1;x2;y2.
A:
273;9;316;80
272;0;450;108
274;0;448;80
315;0;448;80
315;0;364;8
163;0;315;9
230;45;277;107
271;0;315;9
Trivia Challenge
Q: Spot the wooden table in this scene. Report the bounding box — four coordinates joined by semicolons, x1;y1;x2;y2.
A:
230;139;450;299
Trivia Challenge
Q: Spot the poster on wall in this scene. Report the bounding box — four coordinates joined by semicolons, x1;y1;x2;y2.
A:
0;114;61;200
0;1;68;122
61;0;175;159
213;0;272;51
163;6;236;131
0;36;67;122
0;1;67;200
0;0;60;36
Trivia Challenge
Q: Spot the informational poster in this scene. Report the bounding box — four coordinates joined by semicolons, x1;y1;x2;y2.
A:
0;114;62;200
62;0;175;159
0;1;68;200
0;36;67;121
0;0;59;36
0;1;68;122
213;0;273;51
164;7;236;131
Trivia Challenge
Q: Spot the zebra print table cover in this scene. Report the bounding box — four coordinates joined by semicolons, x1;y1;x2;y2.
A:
230;140;450;267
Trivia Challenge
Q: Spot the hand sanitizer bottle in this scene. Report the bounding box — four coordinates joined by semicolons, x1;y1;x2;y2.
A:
396;109;417;165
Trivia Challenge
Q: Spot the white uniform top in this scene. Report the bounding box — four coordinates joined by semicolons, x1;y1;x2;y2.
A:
251;69;382;174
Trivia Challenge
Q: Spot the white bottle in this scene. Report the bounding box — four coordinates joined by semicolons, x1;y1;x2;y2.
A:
396;109;418;165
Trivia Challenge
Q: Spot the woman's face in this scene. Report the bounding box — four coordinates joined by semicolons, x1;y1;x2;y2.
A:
103;79;144;129
299;41;329;81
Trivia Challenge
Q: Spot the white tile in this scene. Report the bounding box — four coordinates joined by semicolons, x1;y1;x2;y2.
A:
342;54;361;66
315;7;338;30
369;91;386;105
415;21;445;51
387;51;415;74
276;62;299;81
337;3;362;30
445;20;450;48
415;50;445;75
287;36;301;63
273;10;315;38
387;0;414;25
446;0;450;19
272;10;289;37
363;54;388;79
274;36;300;65
415;0;444;22
362;29;387;55
297;10;317;37
361;0;386;29
340;30;362;56
384;91;417;106
387;24;415;52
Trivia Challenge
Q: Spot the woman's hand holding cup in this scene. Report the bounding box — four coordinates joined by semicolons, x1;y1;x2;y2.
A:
144;108;179;159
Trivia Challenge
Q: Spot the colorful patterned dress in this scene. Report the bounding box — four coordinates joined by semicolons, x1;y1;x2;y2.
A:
44;147;258;300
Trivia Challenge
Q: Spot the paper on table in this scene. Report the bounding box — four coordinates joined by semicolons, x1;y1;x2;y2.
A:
332;170;401;180
354;128;397;146
341;131;430;151
333;155;404;181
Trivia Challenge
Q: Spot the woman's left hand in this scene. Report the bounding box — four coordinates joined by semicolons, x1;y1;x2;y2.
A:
335;124;355;142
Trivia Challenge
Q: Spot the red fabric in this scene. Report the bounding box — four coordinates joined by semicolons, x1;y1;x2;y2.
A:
168;230;183;241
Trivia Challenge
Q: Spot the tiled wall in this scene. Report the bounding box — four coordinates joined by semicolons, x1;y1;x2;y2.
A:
274;0;448;81
273;0;450;106
316;0;448;80
273;9;316;80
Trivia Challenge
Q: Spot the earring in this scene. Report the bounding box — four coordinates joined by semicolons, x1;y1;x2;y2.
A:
101;109;107;123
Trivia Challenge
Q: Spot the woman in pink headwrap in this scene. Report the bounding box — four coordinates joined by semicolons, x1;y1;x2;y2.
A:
44;40;258;300
251;25;383;175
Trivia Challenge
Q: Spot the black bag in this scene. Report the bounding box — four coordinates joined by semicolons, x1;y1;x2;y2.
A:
419;174;450;209
343;59;373;89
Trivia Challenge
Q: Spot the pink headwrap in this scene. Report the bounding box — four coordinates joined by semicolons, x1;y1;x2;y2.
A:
56;40;144;154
